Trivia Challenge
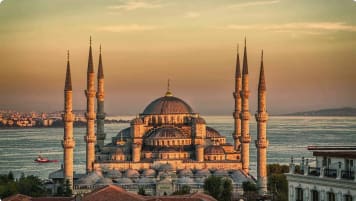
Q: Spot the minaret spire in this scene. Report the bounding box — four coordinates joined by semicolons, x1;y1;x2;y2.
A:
258;50;266;92
255;50;269;195
85;37;96;173
87;36;94;73
62;50;75;190
240;37;251;174
65;50;72;91
96;44;106;150
232;43;242;151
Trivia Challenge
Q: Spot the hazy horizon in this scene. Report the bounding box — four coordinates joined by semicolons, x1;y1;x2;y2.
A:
0;0;355;115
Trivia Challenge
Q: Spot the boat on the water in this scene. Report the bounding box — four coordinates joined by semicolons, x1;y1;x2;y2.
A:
34;155;58;163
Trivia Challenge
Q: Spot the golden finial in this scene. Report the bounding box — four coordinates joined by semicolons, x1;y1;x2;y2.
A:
67;50;69;61
90;36;92;46
165;79;173;96
237;43;239;53
100;44;102;54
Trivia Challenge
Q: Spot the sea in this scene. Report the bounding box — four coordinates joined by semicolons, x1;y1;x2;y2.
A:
0;116;355;179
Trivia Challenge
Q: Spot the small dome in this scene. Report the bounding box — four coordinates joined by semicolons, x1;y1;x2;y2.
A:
195;168;211;177
76;171;102;185
206;127;223;138
143;168;156;177
159;163;174;172
177;177;195;184
214;169;229;177
114;177;133;184
96;177;113;185
142;96;194;115
138;177;155;184
105;169;122;179
178;168;193;178
193;117;206;124
204;145;225;155
131;118;143;125
124;168;140;178
150;127;188;139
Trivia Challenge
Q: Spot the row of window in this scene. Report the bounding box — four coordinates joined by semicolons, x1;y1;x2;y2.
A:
295;188;353;201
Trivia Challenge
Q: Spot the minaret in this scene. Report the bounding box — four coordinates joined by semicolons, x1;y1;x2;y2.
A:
96;45;106;150
232;44;242;151
240;38;251;173
255;50;269;195
62;51;75;189
84;37;96;173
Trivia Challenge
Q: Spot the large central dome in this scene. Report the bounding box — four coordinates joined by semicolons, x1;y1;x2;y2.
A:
142;94;194;115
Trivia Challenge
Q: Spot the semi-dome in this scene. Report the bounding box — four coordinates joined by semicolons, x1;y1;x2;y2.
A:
178;168;193;177
204;145;225;155
195;168;211;177
142;95;194;115
206;127;223;138
150;127;188;139
142;168;156;177
124;168;140;178
105;169;122;179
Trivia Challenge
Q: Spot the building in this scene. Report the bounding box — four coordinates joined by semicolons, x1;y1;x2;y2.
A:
286;146;356;201
53;38;269;197
3;185;217;201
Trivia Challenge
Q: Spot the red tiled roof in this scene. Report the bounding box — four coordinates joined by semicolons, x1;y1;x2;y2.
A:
3;194;73;201
3;194;32;201
82;185;145;201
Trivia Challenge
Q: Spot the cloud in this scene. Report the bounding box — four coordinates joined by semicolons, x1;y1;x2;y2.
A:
228;0;280;8
184;12;200;18
221;22;356;33
108;1;163;11
97;24;159;32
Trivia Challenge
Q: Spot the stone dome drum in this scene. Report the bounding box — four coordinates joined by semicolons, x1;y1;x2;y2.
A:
142;96;194;115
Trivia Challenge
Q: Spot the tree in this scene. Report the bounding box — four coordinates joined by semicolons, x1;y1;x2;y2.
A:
0;172;47;198
242;181;257;201
220;178;233;201
267;164;289;201
138;186;146;196
204;176;233;201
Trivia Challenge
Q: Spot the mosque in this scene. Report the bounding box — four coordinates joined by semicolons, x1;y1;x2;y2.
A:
51;38;269;197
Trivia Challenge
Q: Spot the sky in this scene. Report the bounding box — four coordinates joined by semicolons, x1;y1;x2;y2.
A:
0;0;355;115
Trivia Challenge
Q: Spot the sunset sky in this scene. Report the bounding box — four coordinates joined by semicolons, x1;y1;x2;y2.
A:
0;0;355;115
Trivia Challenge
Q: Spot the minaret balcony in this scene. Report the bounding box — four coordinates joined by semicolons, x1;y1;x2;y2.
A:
85;112;96;120
96;113;106;119
255;113;269;121
241;135;251;143
96;133;106;140
240;90;250;98
84;135;96;143
233;111;241;119
62;140;75;148
96;92;105;100
241;112;250;120
62;113;75;122
233;92;241;99
255;140;269;148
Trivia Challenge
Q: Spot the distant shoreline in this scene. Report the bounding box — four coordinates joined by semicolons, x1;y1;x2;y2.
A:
282;107;356;117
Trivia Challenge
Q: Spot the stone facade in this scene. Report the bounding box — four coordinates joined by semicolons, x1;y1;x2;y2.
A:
286;146;356;201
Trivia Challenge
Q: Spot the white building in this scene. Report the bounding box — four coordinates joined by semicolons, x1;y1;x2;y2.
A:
286;146;356;201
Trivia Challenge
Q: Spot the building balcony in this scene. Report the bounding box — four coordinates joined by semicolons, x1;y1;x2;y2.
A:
308;167;320;176
341;170;355;180
324;168;337;178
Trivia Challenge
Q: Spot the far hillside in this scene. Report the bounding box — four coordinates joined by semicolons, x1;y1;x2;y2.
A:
284;107;356;116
